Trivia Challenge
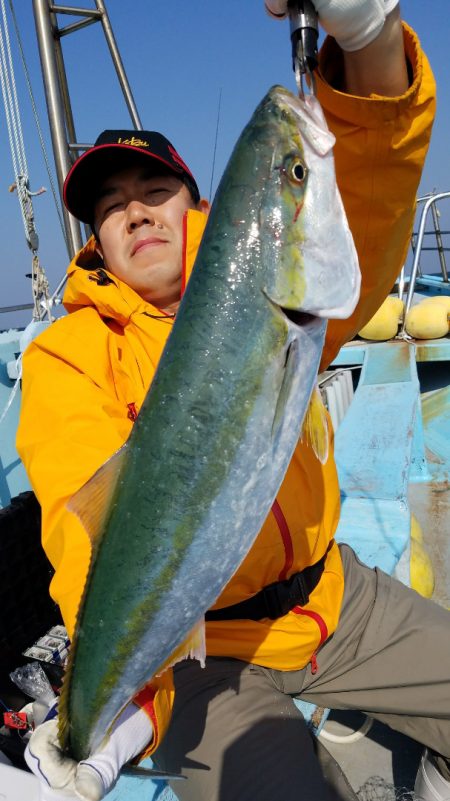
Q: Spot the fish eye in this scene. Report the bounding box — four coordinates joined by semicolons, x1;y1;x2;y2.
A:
289;159;307;183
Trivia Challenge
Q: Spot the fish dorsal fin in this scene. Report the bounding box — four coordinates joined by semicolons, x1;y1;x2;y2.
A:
67;443;129;547
303;385;329;464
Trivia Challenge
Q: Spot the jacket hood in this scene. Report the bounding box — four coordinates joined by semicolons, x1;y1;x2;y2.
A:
63;209;208;326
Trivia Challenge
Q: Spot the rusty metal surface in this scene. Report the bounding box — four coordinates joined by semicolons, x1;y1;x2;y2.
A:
416;337;450;362
409;480;450;609
422;384;450;425
410;371;450;607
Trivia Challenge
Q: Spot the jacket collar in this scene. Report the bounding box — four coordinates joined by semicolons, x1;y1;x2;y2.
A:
63;209;208;326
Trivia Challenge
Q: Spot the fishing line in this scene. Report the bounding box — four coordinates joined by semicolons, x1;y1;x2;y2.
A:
208;87;222;203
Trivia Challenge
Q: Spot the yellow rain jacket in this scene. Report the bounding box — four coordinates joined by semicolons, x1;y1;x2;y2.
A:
16;25;435;757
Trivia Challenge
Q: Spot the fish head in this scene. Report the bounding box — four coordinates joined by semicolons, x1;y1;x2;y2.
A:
255;85;361;320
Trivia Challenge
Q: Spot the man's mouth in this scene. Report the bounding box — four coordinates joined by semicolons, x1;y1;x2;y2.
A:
131;237;168;256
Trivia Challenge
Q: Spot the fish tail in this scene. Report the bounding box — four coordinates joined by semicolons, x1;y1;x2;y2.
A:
157;618;206;675
303;385;329;465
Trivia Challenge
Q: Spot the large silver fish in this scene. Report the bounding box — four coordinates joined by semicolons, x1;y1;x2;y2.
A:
59;86;360;760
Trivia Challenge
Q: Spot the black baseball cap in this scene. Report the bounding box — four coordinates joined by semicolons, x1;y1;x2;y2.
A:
63;129;199;225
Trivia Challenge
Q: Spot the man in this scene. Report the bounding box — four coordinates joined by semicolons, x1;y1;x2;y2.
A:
16;2;449;800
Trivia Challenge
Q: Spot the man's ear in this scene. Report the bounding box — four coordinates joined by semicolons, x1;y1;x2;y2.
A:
198;198;210;215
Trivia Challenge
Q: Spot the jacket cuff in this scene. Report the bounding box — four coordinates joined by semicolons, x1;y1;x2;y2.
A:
133;685;159;756
316;22;422;127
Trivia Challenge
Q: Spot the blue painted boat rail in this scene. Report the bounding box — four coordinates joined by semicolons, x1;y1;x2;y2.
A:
0;330;30;508
0;323;52;509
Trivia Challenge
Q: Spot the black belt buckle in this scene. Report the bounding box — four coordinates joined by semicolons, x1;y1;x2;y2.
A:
289;571;309;607
262;571;310;619
262;582;286;620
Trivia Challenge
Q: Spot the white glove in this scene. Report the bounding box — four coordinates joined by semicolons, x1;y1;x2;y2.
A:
25;702;154;801
265;0;400;51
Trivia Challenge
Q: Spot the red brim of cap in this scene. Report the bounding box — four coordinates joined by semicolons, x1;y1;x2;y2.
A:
63;143;193;225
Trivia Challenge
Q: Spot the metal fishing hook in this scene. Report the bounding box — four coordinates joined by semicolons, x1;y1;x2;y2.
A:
288;0;318;98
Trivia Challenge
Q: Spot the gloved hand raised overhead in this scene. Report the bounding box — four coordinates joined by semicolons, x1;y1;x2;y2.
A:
25;701;153;801
265;0;400;51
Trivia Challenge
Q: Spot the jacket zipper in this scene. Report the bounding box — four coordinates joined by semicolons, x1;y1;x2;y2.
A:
271;500;293;581
271;500;328;675
292;606;329;674
127;402;138;421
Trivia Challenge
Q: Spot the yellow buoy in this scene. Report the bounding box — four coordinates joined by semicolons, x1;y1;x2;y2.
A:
405;296;450;340
358;296;404;341
417;295;450;313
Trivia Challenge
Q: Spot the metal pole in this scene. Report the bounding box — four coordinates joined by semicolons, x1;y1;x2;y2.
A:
95;0;142;129
0;303;34;314
32;0;83;259
52;20;77;148
50;4;101;14
400;192;450;336
430;201;448;282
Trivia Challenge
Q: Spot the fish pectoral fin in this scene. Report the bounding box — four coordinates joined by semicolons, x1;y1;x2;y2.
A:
272;339;298;443
156;619;206;676
67;443;129;547
302;385;329;464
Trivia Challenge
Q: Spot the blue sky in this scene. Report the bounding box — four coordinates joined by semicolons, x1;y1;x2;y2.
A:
1;0;449;329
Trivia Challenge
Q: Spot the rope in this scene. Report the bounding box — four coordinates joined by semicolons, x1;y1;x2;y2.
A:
319;715;374;744
31;253;52;321
357;776;412;801
7;0;68;250
0;0;28;214
0;0;54;322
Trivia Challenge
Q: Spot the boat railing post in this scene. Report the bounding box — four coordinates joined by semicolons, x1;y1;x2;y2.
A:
430;198;448;282
32;0;143;272
32;0;83;260
95;0;142;129
399;192;450;337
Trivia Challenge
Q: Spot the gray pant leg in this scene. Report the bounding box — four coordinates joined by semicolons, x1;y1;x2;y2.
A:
153;657;356;801
300;544;450;775
153;543;450;797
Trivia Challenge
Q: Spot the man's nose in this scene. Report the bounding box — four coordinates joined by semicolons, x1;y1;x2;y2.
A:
126;200;155;231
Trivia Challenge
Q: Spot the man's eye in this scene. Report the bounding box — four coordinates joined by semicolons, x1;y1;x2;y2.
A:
147;187;169;197
105;201;122;213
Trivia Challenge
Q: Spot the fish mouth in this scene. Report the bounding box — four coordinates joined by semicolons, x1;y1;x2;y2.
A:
263;290;322;332
280;307;318;330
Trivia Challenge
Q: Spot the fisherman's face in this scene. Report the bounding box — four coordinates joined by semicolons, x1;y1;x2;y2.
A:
94;165;207;312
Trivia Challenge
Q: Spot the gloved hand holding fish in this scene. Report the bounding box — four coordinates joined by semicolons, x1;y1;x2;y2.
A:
266;0;399;51
25;16;360;801
25;701;153;800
